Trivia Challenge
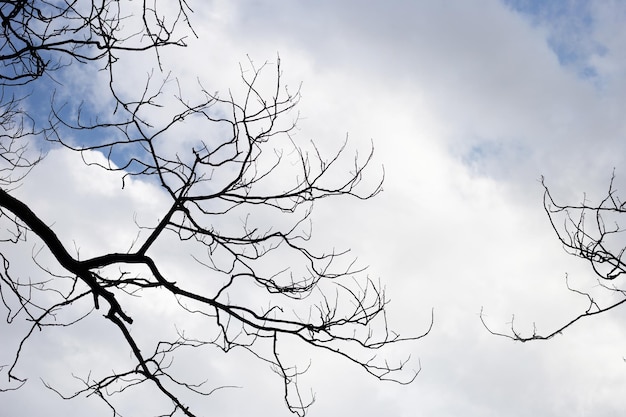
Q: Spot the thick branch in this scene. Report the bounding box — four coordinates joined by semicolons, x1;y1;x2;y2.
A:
0;187;132;323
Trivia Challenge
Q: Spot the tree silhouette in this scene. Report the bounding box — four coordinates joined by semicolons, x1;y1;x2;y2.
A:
481;175;626;342
0;0;193;85
0;1;429;416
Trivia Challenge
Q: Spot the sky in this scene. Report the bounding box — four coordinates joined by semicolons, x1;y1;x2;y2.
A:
3;0;626;416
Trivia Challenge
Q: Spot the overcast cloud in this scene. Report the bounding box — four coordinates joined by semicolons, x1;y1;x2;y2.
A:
3;1;626;416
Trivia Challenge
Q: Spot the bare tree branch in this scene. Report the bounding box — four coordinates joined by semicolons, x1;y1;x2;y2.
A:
0;3;426;415
0;0;195;85
482;173;626;342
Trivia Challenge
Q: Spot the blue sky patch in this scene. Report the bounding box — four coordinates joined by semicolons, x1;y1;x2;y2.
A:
459;137;532;180
503;0;606;81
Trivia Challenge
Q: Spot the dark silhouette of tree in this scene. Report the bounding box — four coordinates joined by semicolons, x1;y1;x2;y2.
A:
0;0;193;85
0;1;429;416
481;174;626;342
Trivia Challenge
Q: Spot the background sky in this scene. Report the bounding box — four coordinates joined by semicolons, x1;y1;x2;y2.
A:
3;0;626;416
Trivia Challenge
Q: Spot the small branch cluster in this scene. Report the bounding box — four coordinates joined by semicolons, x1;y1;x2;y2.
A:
482;174;626;341
0;0;194;85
